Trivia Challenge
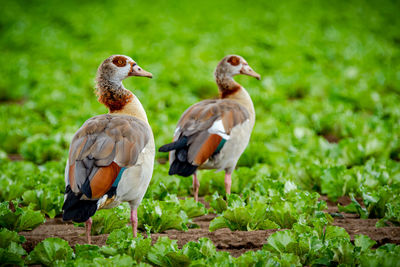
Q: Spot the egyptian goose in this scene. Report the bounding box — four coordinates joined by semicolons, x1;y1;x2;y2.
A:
62;55;154;243
159;55;260;201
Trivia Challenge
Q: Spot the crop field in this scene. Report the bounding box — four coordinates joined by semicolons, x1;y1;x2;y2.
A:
1;0;400;266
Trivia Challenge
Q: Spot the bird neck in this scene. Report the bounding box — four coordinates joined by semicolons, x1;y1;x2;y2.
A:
96;77;148;122
216;75;241;99
216;75;255;122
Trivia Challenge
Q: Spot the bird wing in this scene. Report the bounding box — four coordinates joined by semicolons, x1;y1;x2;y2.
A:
174;99;250;166
66;114;150;199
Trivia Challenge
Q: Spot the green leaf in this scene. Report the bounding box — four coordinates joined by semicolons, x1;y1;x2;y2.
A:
0;230;27;267
138;198;191;233
0;228;25;248
105;227;152;263
324;226;350;241
99;245;118;257
265;230;297;254
376;202;400;227
147;237;190;267
338;202;358;213
179;198;207;218
75;254;135;267
90;204;129;235
0;243;27;267
209;216;227;232
206;192;227;214
329;238;355;265
25;237;73;266
0;201;45;231
182;238;216;260
17;208;46;231
0;201;20;230
22;186;63;218
354;234;376;252
74;244;102;260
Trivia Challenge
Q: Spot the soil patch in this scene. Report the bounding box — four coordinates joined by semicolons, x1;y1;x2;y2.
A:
20;196;400;257
7;154;23;161
319;133;340;143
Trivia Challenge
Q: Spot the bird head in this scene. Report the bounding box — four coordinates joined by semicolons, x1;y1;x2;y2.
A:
215;55;261;80
97;55;153;83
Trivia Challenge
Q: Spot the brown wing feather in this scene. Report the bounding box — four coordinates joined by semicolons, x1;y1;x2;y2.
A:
67;114;150;199
89;162;121;199
193;134;222;165
174;99;249;166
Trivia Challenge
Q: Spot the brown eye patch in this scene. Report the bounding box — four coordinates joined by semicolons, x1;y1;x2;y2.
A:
112;56;127;67
227;56;240;66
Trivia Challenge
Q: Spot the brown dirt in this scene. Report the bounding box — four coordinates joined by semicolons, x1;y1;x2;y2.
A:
20;196;400;257
7;154;23;161
320;196;400;246
320;133;340;143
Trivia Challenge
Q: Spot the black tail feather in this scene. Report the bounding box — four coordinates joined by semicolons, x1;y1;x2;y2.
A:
159;136;188;152
169;159;198;177
159;136;197;177
62;185;97;223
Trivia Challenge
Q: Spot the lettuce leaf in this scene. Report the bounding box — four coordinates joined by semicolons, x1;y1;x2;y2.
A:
147;237;190;267
178;197;207;218
73;254;136;267
105;227;152;263
139;198;190;233
0;228;27;266
22;186;64;218
0;201;45;231
90;204;130;235
25;237;73;266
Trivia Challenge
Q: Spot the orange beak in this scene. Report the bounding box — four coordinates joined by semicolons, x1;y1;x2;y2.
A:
240;65;261;80
128;62;153;78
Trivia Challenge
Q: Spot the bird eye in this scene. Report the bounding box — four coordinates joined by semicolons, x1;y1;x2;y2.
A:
112;56;127;67
227;56;240;66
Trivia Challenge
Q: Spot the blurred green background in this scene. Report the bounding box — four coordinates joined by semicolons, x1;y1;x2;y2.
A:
1;0;400;196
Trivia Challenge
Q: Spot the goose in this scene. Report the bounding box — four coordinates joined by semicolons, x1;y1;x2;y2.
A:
62;55;154;243
159;55;260;201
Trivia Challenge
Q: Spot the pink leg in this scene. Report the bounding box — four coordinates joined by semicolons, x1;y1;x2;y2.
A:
131;208;138;238
225;172;232;195
193;173;200;202
85;218;92;244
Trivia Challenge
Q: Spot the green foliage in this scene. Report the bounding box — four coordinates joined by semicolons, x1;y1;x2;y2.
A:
105;228;152;263
25;238;73;266
90;204;130;235
19;134;66;164
354;234;376;252
0;160;65;206
0;201;45;231
74;244;103;260
0;229;27;266
138;197;190;233
73;254;136;267
236;250;301;267
338;188;400;226
22;186;64;218
145;164;192;200
209;181;329;231
86;196;206;236
147;237;191;267
209;204;280;231
260;222;400;266
178;197;207;219
358;244;400;267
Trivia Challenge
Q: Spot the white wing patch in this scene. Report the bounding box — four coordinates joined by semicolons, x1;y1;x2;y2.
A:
174;126;181;136
208;120;230;140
